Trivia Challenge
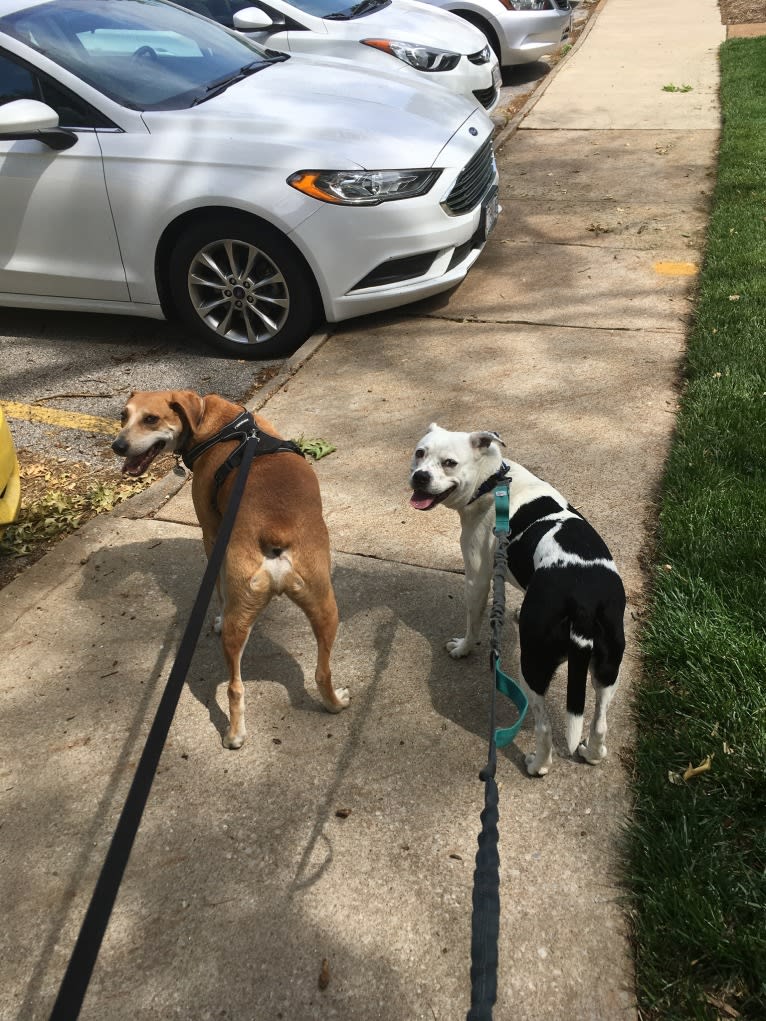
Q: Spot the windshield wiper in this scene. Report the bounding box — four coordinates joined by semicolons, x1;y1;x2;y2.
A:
192;59;275;105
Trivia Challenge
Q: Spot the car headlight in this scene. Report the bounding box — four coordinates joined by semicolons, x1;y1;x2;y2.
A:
361;39;461;72
501;0;553;10
287;168;442;205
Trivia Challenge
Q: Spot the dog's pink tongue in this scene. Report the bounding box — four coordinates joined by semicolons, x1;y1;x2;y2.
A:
410;493;435;511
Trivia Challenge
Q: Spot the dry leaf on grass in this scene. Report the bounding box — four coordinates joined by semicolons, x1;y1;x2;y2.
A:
704;992;740;1018
683;755;713;781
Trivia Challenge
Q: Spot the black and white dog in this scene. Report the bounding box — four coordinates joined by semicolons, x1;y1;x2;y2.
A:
409;423;626;776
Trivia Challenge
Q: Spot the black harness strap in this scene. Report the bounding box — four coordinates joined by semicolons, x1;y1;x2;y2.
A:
182;409;304;507
48;433;261;1021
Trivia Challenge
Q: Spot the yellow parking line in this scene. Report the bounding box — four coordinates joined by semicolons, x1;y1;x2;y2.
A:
0;400;118;436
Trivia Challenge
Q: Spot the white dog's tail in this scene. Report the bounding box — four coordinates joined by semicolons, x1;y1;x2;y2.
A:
565;624;594;753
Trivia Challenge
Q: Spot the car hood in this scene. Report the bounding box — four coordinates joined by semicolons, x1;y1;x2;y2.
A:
140;56;491;169
339;0;488;52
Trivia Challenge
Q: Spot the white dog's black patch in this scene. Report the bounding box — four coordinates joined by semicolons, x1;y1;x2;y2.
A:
409;423;626;776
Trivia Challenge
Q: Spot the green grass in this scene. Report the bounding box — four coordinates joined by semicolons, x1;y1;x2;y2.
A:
627;39;766;1020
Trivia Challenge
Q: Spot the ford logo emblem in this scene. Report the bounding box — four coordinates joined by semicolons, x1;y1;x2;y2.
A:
469;127;478;136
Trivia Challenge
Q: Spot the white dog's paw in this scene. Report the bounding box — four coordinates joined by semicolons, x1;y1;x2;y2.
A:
577;741;607;765
213;614;222;635
446;636;474;659
525;752;551;777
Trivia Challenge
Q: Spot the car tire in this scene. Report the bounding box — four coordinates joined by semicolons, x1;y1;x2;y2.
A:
458;12;502;64
168;214;320;359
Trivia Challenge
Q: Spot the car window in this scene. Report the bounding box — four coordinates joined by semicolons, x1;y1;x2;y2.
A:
0;0;274;111
74;27;207;58
0;50;35;103
181;0;239;28
0;50;110;128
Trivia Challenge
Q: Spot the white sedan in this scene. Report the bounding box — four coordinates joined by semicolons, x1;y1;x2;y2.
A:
182;0;502;112
0;0;499;358
419;0;572;67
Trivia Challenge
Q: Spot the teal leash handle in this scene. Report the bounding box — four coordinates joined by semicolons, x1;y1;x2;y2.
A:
466;483;528;1021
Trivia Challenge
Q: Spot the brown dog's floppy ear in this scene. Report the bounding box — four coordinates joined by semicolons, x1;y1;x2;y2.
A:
470;430;505;450
168;390;205;437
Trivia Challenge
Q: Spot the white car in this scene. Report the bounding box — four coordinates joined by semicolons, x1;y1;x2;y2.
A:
419;0;572;67
0;0;499;358
183;0;502;111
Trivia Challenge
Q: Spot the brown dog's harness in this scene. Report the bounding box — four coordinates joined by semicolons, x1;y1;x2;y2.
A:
181;409;304;507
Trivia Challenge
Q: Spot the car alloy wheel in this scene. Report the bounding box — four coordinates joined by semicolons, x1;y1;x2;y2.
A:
169;214;319;358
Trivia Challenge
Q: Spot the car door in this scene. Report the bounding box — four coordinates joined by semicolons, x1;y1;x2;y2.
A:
0;49;129;301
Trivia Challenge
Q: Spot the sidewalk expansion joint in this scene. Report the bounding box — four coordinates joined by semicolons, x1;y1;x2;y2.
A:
420;314;683;334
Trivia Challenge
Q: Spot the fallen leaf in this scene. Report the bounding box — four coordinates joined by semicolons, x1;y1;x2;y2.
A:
704;992;740;1018
294;436;337;460
318;959;330;990
683;755;712;781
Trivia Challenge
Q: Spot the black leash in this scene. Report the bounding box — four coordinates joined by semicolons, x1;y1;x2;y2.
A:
466;484;527;1021
48;432;260;1021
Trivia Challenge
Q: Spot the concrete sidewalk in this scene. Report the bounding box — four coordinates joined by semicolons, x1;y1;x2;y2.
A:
0;1;725;1018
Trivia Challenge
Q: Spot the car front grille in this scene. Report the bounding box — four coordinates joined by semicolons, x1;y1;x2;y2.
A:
443;139;496;216
473;85;498;110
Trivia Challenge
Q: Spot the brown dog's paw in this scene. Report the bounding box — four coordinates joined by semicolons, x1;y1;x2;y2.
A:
223;730;246;750
323;687;350;713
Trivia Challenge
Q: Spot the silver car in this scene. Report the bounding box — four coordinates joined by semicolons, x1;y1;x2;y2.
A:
418;0;572;68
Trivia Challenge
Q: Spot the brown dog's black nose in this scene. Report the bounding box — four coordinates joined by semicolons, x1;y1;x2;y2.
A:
412;469;431;488
112;437;128;455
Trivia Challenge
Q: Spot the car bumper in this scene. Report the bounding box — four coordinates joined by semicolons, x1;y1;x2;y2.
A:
291;116;499;323
496;9;571;66
437;54;502;112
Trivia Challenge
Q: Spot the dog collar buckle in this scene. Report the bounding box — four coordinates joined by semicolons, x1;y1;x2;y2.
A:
468;461;511;506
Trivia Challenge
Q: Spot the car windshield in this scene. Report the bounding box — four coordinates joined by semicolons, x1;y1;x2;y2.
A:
0;0;276;110
193;0;392;22
321;0;391;19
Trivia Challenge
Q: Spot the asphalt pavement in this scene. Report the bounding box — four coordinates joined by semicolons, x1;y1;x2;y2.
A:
0;1;726;1018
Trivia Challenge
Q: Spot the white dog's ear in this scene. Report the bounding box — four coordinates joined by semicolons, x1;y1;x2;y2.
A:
426;422;438;433
470;430;505;451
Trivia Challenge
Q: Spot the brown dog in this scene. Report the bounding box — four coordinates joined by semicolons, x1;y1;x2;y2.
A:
112;389;348;749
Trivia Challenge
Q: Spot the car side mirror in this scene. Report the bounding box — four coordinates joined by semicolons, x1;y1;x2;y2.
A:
0;99;77;151
232;6;276;30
